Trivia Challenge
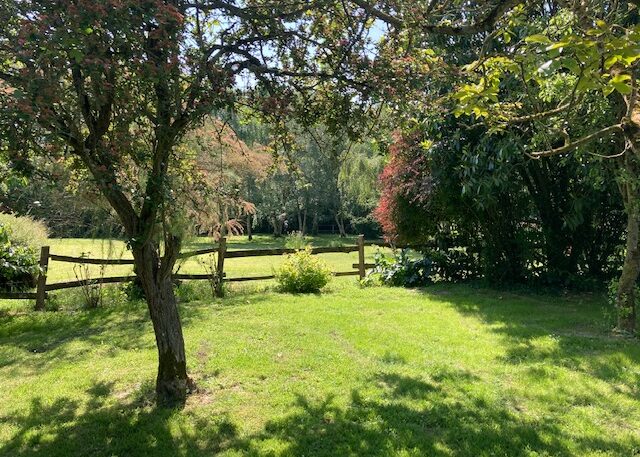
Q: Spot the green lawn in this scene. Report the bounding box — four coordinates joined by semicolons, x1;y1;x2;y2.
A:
0;237;639;456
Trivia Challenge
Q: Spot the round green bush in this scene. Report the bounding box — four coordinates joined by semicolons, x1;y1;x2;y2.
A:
275;247;332;293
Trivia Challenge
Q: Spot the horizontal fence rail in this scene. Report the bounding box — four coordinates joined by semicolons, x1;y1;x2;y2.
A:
49;254;135;265
0;292;39;300
1;235;401;308
45;275;138;292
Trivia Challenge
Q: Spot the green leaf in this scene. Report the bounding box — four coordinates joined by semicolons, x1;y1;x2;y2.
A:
525;34;551;44
611;74;632;84
604;55;619;69
611;81;632;95
545;41;569;52
69;49;84;63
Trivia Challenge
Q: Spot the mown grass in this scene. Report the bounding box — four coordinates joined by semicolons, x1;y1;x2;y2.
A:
0;237;639;456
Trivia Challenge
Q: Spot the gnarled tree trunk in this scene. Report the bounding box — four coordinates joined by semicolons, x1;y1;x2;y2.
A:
132;240;191;405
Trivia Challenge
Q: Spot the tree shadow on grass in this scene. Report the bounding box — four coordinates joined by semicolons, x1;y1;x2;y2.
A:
3;285;638;456
236;367;631;457
0;297;218;376
418;286;640;390
1;361;636;456
0;381;238;457
0;303;154;374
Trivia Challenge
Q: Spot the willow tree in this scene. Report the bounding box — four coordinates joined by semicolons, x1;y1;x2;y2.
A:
0;0;376;404
356;0;640;334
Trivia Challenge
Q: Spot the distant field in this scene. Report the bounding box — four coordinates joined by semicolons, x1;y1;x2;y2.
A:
41;235;379;284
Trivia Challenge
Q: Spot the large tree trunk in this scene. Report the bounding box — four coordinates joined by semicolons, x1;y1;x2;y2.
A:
616;203;639;333
133;242;191;405
247;213;253;241
615;153;640;334
614;92;640;334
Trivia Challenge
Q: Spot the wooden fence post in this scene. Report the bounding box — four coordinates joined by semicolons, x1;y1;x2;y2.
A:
35;245;50;311
357;235;366;280
216;237;227;297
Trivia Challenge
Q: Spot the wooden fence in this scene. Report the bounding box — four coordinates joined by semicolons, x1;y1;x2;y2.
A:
0;235;381;310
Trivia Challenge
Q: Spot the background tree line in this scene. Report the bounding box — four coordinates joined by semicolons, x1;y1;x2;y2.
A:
1;113;384;239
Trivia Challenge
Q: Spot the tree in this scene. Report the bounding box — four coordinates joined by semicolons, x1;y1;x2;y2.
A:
177;115;266;237
356;0;640;333
0;0;376;404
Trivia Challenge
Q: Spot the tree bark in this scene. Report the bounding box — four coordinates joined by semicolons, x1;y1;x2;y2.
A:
616;202;639;333
614;88;640;334
271;216;283;237
302;209;307;235
615;154;640;334
247;213;253;241
133;242;191;405
335;212;347;237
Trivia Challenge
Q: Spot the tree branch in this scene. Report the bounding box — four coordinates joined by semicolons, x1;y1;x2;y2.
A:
529;124;623;158
351;0;522;35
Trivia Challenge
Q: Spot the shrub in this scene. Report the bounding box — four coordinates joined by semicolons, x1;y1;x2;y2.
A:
275;247;331;293
0;213;49;250
284;231;309;250
367;249;432;288
0;224;40;292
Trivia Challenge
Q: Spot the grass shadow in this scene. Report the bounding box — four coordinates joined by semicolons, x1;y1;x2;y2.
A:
417;284;640;397
0;381;237;457
235;367;630;456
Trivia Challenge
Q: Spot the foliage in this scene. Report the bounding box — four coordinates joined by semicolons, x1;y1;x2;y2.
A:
366;249;432;288
374;122;625;285
0;224;40;292
370;1;630;288
275;247;331;293
0;213;48;250
243;122;383;238
284;231;309;250
176;116;268;237
122;280;146;302
0;159;121;238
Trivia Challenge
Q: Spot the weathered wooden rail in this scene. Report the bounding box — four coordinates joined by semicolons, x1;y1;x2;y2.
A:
0;235;383;310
